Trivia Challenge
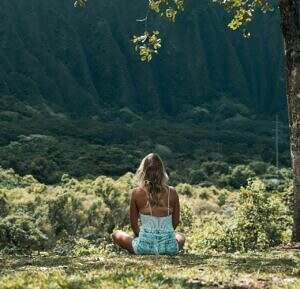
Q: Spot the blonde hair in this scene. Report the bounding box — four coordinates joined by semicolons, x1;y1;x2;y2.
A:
135;153;169;206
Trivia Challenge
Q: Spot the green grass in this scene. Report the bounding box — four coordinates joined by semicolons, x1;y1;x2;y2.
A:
1;249;299;289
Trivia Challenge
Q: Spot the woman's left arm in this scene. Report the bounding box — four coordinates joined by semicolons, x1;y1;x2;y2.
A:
130;189;140;237
172;188;180;229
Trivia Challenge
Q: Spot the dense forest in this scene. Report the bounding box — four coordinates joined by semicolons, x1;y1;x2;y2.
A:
0;0;290;184
0;0;285;114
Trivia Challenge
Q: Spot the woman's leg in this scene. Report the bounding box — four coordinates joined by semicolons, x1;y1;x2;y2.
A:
111;230;135;254
176;232;186;250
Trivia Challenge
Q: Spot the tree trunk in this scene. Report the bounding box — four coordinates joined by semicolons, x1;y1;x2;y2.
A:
279;0;300;241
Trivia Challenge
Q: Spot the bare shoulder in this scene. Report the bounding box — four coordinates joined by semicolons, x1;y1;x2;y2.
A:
168;186;179;199
131;187;146;198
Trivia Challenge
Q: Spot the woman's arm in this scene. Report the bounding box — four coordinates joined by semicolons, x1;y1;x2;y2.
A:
172;188;180;229
130;189;140;237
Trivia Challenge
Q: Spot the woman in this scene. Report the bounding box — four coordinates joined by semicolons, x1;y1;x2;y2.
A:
112;153;185;255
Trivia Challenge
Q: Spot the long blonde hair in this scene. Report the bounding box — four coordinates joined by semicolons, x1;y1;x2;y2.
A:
135;153;169;206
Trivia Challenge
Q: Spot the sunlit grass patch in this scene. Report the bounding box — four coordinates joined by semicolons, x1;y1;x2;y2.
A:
0;250;299;289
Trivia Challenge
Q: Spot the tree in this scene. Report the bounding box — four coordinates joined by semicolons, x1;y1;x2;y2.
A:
205;0;300;243
277;0;300;242
74;0;300;242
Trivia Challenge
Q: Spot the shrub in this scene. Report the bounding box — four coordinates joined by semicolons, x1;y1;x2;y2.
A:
47;193;86;236
200;161;230;176
0;213;49;251
218;190;228;207
189;178;292;253
0;194;10;217
0;168;130;252
231;179;292;250
228;165;255;189
176;183;193;197
0;167;37;189
248;161;268;175
189;169;208;185
214;173;230;188
168;171;185;185
73;238;99;256
177;204;194;233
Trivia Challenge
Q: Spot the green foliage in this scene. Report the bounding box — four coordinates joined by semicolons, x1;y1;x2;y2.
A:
177;203;194;233
217;190;228;207
0;213;49;251
189;169;208;185
0;167;38;189
228;165;255;189
189;178;293;253
74;0;273;61
212;0;273;37
232;179;292;250
175;183;193;196
248;160;269;175
132;31;162;62
131;0;184;61
73;238;99;256
0;168;130;252
0;103;290;186
201;161;230;176
149;0;184;22
0;164;293;254
0;194;10;217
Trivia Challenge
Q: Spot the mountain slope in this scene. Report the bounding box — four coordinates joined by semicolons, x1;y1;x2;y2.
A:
0;0;285;116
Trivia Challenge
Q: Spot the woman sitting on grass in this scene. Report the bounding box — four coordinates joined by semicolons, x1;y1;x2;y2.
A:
112;153;185;255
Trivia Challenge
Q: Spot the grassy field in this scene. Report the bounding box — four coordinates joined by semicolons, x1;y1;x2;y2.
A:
1;248;300;289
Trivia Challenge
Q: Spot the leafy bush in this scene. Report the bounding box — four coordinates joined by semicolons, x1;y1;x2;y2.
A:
0;213;49;251
248;161;268;175
188;178;292;253
0;166;293;255
218;190;228;207
73;238;99;256
200;161;230;176
176;183;193;197
228;165;255;189
189;169;208;184
0;168;131;252
177;204;194;233
0;194;10;217
0;167;37;189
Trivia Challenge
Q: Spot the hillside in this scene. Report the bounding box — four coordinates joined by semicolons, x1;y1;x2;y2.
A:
0;0;285;115
0;0;290;184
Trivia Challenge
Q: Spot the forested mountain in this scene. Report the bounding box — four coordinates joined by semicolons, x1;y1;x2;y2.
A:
0;0;285;116
0;0;290;184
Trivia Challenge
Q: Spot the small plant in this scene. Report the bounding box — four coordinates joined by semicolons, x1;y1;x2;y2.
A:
73;238;98;256
218;191;228;207
176;183;193;197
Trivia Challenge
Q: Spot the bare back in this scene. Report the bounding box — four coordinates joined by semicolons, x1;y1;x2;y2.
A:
130;185;180;235
134;186;175;217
